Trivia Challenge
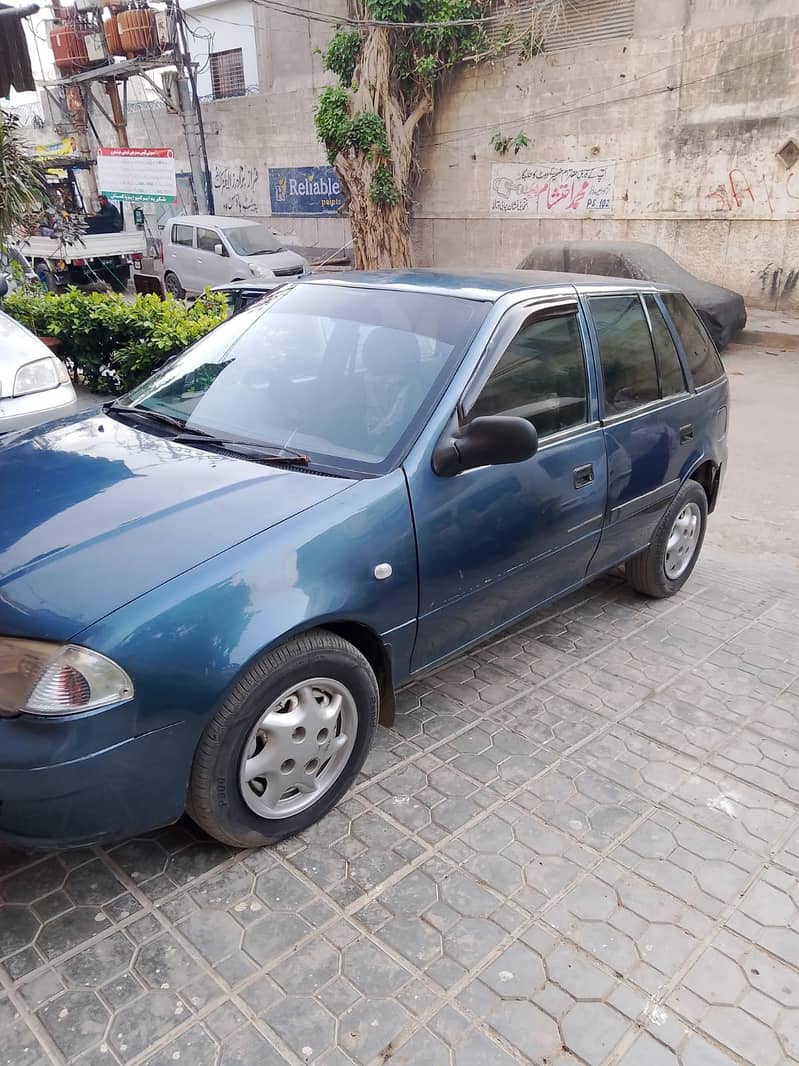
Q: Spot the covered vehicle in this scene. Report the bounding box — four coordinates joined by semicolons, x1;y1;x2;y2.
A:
0;310;78;433
517;240;745;349
0;271;728;848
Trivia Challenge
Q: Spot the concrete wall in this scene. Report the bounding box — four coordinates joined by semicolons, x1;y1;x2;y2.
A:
17;0;799;304
414;0;799;310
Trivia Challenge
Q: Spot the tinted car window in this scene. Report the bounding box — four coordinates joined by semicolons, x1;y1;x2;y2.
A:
471;310;587;436
122;286;488;474
661;292;725;387
644;295;686;397
589;295;659;416
197;227;221;253
172;224;193;247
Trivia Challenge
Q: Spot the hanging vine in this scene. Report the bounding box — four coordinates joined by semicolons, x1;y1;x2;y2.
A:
314;1;563;269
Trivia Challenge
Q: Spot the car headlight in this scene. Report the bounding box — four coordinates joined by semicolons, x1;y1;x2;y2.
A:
0;638;134;717
249;264;273;278
13;357;66;397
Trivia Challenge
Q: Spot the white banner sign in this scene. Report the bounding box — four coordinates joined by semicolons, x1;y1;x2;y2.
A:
97;147;177;203
489;160;616;217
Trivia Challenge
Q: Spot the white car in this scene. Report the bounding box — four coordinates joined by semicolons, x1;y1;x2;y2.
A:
0;311;78;434
161;215;309;298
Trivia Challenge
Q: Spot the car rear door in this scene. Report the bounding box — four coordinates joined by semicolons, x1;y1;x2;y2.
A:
584;291;705;575
409;295;608;671
168;222;197;291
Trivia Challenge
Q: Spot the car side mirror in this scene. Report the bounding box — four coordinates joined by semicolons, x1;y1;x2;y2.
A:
214;243;226;256
432;414;538;477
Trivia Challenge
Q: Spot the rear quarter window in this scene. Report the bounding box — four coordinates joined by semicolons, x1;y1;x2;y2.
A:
660;293;725;388
171;224;194;247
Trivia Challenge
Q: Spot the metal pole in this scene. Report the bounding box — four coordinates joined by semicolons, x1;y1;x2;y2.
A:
104;79;129;147
172;0;215;213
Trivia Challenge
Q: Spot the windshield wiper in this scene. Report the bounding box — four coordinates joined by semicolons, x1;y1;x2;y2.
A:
103;402;188;432
173;432;311;465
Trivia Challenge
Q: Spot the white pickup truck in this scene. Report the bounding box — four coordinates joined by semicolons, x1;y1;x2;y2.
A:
16;231;147;292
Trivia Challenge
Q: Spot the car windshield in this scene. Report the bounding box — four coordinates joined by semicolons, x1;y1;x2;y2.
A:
120;284;488;473
222;224;282;256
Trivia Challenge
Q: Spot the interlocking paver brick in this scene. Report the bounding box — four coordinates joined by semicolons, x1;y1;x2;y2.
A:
2;545;799;1066
668;926;799;1065
545;858;713;994
457;922;642;1063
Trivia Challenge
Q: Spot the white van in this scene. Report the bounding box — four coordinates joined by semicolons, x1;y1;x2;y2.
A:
162;215;309;297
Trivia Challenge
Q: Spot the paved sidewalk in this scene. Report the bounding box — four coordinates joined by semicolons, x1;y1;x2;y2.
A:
2;332;798;1066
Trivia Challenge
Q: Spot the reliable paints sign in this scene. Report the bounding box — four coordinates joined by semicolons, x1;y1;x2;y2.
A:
268;166;345;216
97;147;177;203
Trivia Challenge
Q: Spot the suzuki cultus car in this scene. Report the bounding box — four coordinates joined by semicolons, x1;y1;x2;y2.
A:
0;271;728;848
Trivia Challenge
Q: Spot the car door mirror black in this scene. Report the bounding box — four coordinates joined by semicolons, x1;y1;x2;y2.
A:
432;415;539;477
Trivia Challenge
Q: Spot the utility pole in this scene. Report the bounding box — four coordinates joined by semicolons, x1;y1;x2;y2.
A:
104;79;129;148
173;0;215;214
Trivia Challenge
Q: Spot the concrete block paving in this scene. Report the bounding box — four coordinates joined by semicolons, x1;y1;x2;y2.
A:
2;545;799;1065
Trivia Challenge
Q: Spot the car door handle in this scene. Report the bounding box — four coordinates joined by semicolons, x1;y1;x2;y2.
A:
680;424;694;443
573;463;594;489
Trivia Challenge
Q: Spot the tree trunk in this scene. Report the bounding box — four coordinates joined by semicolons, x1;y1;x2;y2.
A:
335;153;413;269
333;27;431;270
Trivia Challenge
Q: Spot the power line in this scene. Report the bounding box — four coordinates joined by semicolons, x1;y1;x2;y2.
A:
425;39;795;149
249;0;562;30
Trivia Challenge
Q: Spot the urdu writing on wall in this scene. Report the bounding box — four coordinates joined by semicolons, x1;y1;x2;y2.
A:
489;161;616;217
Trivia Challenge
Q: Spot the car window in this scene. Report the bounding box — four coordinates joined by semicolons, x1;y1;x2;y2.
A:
470;309;588;437
196;227;220;253
589;295;659;416
644;295;686;397
661;292;725;387
121;285;488;474
172;224;194;247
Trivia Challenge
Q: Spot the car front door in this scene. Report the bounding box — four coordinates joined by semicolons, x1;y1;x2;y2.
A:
584;292;705;576
408;296;608;671
194;226;234;289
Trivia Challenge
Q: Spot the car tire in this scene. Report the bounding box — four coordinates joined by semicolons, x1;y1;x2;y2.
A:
164;271;184;298
187;630;378;848
625;479;708;598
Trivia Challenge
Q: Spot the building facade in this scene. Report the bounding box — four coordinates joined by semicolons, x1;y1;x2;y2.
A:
12;0;799;308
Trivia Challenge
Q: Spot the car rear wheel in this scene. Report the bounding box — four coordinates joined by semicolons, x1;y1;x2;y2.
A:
625;480;708;598
187;631;378;847
164;271;184;298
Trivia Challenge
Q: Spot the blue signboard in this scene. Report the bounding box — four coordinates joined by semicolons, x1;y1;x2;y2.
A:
268;166;345;216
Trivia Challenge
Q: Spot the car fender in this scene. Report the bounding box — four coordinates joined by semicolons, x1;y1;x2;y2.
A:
75;470;418;747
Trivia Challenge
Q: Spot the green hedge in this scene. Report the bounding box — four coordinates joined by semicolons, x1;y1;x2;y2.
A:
2;288;228;394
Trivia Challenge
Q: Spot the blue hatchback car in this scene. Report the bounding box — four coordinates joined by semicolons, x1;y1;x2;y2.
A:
0;271;728;848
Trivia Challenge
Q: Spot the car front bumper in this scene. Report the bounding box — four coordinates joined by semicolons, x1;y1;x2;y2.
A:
0;382;79;435
0;716;193;848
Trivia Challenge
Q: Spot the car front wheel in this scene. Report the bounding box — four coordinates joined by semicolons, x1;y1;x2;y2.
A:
187;631;378;847
625;479;708;598
164;271;184;298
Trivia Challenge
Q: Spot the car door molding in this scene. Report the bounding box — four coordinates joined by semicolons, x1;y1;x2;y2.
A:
607;477;681;525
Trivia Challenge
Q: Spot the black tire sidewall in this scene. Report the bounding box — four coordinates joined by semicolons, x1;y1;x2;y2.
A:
192;645;377;847
647;481;708;595
164;272;182;297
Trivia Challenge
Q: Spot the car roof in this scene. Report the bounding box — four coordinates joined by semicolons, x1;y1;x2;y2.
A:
165;215;262;229
298;269;676;302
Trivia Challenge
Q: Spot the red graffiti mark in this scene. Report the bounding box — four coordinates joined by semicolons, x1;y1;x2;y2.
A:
728;169;755;208
707;184;732;211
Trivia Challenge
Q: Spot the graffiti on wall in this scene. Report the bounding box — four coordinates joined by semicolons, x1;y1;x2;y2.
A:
489;161;616;216
213;162;263;215
704;168;799;215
